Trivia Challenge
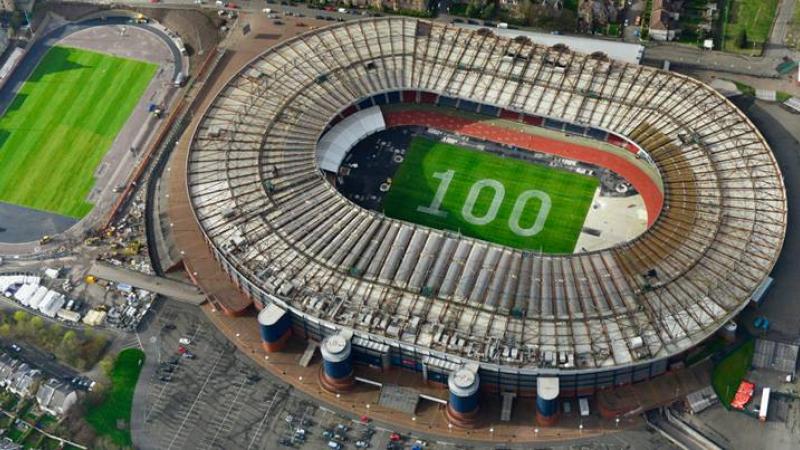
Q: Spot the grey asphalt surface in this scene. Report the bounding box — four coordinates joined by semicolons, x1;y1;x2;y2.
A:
131;299;678;450
732;98;800;340
0;202;76;243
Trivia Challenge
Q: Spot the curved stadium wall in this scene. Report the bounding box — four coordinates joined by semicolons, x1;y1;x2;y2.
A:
185;18;787;396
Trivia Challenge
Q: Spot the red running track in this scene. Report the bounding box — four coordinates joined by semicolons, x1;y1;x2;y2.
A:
384;110;664;227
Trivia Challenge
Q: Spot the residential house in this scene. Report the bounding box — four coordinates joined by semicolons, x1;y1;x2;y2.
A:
35;379;78;416
0;438;22;450
6;363;40;398
0;354;19;386
649;0;682;41
349;0;429;12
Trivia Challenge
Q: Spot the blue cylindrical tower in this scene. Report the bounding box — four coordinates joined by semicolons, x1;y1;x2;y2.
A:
536;377;560;426
446;366;480;428
257;303;291;352
320;333;354;392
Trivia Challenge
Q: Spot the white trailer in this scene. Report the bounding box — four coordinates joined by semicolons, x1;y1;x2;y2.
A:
759;387;770;422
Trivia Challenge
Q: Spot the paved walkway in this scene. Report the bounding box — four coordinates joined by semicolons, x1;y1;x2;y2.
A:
204;302;640;445
165;12;321;315
89;261;205;304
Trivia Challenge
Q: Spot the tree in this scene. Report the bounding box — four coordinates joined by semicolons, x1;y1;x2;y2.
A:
12;310;28;324
57;330;80;362
42;324;62;350
29;316;44;333
481;2;495;20
0;324;10;337
99;356;115;378
465;0;480;18
736;29;748;48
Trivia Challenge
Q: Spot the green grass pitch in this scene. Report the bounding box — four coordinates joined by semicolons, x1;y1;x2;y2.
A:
383;138;599;253
0;45;157;218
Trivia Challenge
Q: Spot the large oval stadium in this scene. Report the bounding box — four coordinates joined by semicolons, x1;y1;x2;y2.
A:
185;17;786;402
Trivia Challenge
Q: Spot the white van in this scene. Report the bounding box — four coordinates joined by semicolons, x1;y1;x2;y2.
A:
174;73;186;87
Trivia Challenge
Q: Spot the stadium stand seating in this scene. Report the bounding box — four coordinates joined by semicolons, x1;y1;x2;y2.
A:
186;18;786;374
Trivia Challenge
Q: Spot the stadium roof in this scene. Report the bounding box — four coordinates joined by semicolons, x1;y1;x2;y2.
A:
186;18;786;372
455;24;645;64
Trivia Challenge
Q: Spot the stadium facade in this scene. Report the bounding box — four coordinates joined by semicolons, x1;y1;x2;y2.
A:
185;18;786;401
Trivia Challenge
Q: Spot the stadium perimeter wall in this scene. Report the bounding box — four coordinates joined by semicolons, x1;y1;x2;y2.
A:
195;206;680;398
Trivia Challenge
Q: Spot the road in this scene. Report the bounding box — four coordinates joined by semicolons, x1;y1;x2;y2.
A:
732;98;800;340
644;0;799;77
768;0;798;54
0;337;79;382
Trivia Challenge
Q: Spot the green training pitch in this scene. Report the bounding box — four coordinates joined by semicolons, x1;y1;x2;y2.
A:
383;138;599;253
86;348;145;447
0;45;157;218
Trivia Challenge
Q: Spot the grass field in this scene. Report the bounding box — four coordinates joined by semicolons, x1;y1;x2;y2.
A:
0;45;157;218
712;339;755;407
383;138;598;253
722;0;779;53
86;349;145;447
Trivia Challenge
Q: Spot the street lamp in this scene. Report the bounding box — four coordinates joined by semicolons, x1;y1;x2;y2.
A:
534;428;539;439
615;416;620;428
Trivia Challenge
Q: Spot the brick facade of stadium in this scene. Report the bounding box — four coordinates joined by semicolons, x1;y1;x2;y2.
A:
205;229;674;398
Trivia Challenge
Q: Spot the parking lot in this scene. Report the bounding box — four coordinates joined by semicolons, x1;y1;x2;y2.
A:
134;300;438;450
131;299;682;450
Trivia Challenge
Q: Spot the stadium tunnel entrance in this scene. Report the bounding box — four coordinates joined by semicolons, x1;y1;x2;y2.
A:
317;91;664;254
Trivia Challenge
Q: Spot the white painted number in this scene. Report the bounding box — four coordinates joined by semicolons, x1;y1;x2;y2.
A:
508;190;551;236
417;170;551;237
462;179;505;225
417;170;454;218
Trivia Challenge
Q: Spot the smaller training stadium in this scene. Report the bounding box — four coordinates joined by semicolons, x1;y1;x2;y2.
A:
0;45;156;218
383;137;598;253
